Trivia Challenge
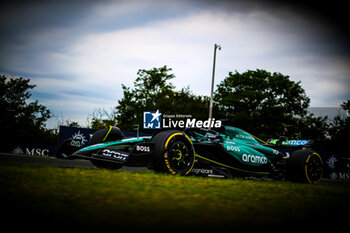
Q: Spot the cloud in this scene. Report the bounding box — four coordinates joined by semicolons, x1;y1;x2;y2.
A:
0;0;349;127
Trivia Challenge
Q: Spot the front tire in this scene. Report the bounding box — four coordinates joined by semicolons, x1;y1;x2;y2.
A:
88;126;125;170
151;130;195;175
287;149;323;183
89;126;124;145
56;139;81;159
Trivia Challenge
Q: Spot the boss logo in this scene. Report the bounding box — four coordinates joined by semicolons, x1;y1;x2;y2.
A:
226;145;240;152
136;145;151;152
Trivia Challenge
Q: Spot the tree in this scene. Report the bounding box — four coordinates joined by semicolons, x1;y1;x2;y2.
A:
214;69;310;139
0;75;53;150
294;114;330;150
115;66;209;131
65;120;80;128
90;108;116;129
328;100;350;154
172;86;210;120
116;66;174;131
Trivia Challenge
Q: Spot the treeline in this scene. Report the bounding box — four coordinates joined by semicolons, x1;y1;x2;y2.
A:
112;66;349;154
0;75;57;151
1;67;349;154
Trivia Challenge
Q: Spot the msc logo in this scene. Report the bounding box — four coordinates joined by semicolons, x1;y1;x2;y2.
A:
143;110;162;129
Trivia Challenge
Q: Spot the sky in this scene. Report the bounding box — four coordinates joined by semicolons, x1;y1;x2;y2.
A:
0;0;349;128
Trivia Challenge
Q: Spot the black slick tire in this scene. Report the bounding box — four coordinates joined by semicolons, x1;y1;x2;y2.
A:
287;149;323;184
89;126;124;145
88;126;124;170
151;130;195;175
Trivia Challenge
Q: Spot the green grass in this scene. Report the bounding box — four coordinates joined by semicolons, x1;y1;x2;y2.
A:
1;162;349;231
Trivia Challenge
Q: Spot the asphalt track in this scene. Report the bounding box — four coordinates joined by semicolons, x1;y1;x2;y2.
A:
0;152;147;172
1;152;349;186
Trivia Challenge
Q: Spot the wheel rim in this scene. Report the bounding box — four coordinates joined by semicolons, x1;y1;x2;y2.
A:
305;153;323;183
165;135;195;175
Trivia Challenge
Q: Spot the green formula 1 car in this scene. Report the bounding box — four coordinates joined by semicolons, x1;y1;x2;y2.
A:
57;125;323;183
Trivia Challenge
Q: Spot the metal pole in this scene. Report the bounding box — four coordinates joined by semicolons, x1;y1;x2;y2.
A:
209;44;221;129
134;124;139;138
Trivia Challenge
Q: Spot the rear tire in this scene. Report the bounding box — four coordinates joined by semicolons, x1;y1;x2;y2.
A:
151;130;195;175
287;149;323;184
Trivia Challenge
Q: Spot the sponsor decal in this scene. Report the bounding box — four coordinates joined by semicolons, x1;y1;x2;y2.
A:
330;172;338;180
326;155;338;169
330;172;350;180
272;149;279;155
12;146;24;155
135;145;151;152
58;126;96;146
163;152;176;175
71;130;89;146
100;149;128;161
191;168;213;175
338;172;350;179
70;139;82;148
226;145;240;152
143;109;222;129
225;141;237;145
236;134;254;140
12;146;51;156
269;139;309;146
242;154;268;164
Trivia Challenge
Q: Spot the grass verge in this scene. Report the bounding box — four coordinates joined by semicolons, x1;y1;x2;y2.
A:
1;161;349;232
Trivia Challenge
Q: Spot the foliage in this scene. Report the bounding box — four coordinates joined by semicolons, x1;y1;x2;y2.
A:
294;114;330;149
214;70;310;139
64;120;81;127
0;75;55;150
1;69;347;155
115;66;209;131
114;67;347;154
328;100;350;154
90;108;116;129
